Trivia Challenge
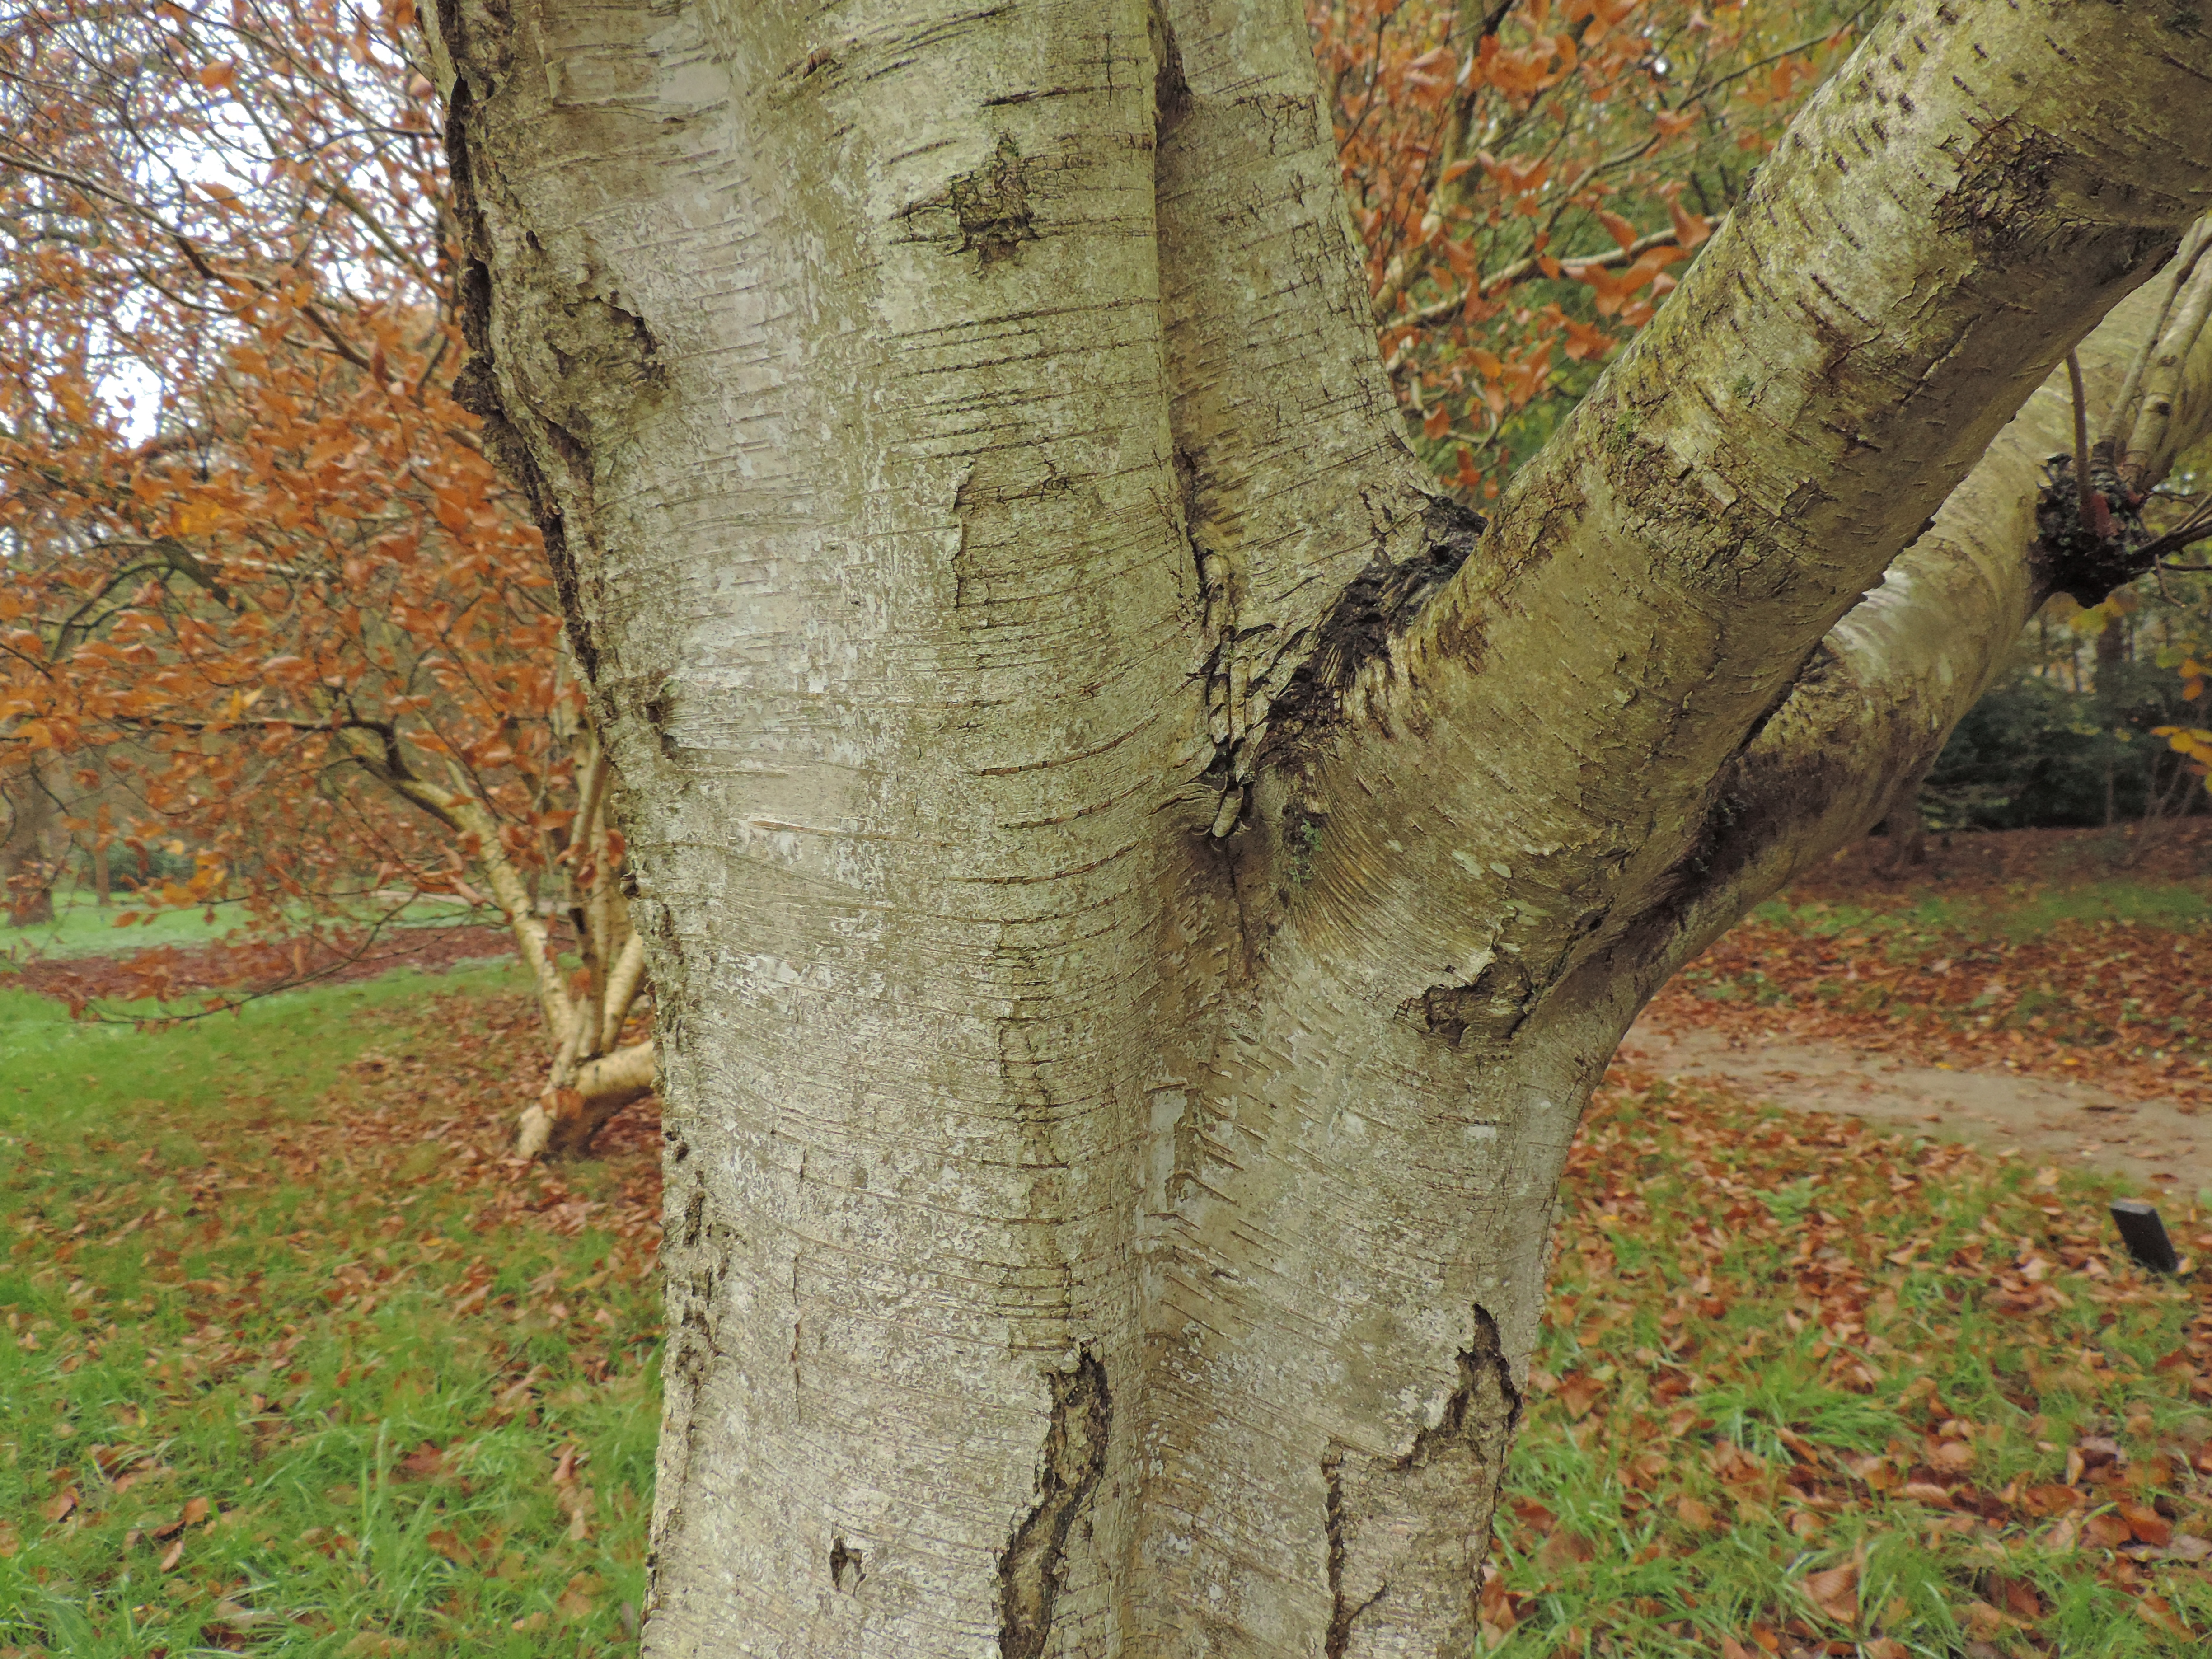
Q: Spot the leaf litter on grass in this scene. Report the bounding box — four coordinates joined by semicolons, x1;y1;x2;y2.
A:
1483;1065;2212;1658
0;986;661;1656
0;923;532;1021
1652;825;2212;1117
9;830;2212;1655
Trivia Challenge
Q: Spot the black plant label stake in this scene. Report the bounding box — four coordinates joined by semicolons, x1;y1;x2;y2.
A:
2111;1199;2181;1275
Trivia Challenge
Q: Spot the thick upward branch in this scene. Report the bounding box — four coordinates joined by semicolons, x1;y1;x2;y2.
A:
1610;261;2212;1009
1285;0;2212;1045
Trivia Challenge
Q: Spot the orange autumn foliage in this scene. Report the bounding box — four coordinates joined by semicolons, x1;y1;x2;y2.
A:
0;0;593;949
0;3;647;1145
1313;0;1861;496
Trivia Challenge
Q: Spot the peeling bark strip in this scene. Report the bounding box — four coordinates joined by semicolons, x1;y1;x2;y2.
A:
998;1353;1111;1659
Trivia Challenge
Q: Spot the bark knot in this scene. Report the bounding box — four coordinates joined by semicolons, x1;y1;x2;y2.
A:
951;135;1037;268
1410;955;1533;1047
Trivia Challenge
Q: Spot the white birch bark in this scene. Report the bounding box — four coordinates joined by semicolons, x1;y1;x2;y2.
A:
426;0;2212;1652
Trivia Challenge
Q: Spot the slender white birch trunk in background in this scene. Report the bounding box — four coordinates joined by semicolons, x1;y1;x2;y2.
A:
426;0;2212;1651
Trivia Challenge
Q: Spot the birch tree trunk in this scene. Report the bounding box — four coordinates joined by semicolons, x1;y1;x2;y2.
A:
427;0;2212;1652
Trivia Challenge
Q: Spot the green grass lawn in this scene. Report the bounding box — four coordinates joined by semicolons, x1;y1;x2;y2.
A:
0;966;658;1656
2;936;2209;1654
1489;1078;2212;1657
1756;878;2212;947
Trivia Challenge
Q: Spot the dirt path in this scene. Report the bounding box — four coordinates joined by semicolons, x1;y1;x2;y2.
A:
1617;1012;2212;1203
9;923;525;1007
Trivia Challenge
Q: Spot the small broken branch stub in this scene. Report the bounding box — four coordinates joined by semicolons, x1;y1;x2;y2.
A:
2033;441;2152;606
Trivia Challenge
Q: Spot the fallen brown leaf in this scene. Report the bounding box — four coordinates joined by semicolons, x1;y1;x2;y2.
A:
1537;1529;1597;1570
2117;1499;2172;1546
1556;1371;1605;1420
2086;1511;2133;1548
1674;1495;1720;1532
1802;1561;1859;1626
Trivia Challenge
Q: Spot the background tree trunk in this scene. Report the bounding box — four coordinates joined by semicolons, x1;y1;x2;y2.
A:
1;762;58;926
429;0;2212;1651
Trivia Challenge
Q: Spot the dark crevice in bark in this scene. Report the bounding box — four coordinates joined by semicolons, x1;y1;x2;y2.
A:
1256;497;1486;766
650;1188;733;1626
998;1350;1111;1659
439;80;592;679
1405;1308;1522;1468
437;7;670;695
830;1534;866;1594
1320;1449;1380;1659
677;1186;705;1248
1148;0;1190;129
1321;1310;1521;1656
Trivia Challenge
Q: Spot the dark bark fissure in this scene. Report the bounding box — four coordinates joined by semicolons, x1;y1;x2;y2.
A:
1147;0;1190;128
647;1138;731;1609
436;5;668;694
894;131;1040;268
1175;442;1247;834
830;1534;866;1594
1319;1308;1524;1657
1408;1309;1523;1464
1252;497;1486;770
429;19;589;675
997;1350;1111;1659
1319;1451;1378;1659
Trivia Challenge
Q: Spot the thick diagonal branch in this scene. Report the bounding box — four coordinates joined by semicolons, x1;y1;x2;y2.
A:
1291;0;2212;1022
1628;250;2212;994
